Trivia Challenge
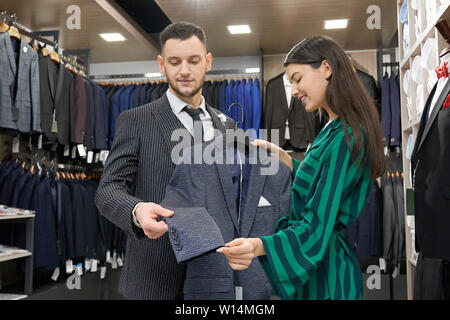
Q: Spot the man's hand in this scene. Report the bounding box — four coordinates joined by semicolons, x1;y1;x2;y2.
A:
216;238;265;270
134;202;174;239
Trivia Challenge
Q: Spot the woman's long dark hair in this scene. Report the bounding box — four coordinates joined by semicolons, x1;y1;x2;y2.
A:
285;35;385;178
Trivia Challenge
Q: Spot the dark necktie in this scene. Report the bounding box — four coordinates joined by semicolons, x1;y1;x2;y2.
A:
183;105;204;141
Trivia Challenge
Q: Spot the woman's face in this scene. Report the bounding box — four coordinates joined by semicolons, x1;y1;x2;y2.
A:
285;61;332;113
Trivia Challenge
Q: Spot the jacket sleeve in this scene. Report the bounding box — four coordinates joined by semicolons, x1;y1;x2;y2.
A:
160;162;225;264
258;135;368;299
30;52;41;132
95;110;144;239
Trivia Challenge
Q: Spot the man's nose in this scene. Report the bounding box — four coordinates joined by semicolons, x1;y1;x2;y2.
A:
179;61;190;76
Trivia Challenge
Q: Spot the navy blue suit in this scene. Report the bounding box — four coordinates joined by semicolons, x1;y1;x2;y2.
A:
381;73;391;146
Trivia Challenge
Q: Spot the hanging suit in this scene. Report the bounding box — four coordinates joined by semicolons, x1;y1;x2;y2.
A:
411;78;450;259
161;141;292;299
72;73;87;144
411;77;450;299
0;32;41;133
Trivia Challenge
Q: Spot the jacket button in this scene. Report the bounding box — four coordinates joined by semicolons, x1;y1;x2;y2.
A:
173;239;180;245
176;245;182;251
170;227;176;234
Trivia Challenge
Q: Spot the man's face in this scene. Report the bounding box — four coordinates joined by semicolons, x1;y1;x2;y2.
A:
158;35;212;99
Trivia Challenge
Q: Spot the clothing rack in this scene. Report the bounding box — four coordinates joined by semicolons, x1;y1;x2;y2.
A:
90;69;260;82
0;11;87;73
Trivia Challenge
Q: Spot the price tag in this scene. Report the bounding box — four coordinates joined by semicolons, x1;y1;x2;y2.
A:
87;151;94;164
64;145;70;157
85;259;92;271
12;136;19;153
392;265;399;279
99;150;109;162
66;259;74;274
117;257;123;268
379;258;386;272
106;250;111;263
77;144;87;157
51;267;60;281
112;250;118;269
38;135;43;149
51;113;58;133
100;266;106;279
76;263;83;276
91;259;98;273
94;153;100;163
72;146;77;159
29;137;33;150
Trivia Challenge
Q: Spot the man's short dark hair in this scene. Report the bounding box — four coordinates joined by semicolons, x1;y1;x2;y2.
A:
160;22;206;51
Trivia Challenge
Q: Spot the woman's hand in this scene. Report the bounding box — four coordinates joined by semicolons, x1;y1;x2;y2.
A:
217;238;265;270
251;139;293;171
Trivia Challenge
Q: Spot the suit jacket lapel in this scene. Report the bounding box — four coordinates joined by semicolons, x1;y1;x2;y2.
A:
417;78;450;152
152;94;193;154
3;32;17;75
54;62;65;104
240;161;267;238
215;155;240;234
47;58;56;100
207;104;228;133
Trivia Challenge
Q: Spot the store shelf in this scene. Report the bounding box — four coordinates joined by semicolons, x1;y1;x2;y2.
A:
0;214;35;221
400;0;450;68
0;250;32;262
404;119;421;131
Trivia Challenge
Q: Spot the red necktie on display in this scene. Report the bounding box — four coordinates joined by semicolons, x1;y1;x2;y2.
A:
435;61;449;79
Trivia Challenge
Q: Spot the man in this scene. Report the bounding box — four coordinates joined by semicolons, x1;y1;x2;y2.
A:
95;22;235;300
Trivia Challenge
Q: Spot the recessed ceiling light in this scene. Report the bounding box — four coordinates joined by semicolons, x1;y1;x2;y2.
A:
227;25;251;34
323;19;349;30
99;33;126;42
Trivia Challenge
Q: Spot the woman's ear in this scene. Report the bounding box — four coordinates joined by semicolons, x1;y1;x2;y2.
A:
321;60;333;80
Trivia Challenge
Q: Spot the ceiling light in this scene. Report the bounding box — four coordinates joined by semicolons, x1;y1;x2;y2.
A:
227;25;251;34
323;19;349;30
245;68;260;73
99;33;126;42
145;73;162;78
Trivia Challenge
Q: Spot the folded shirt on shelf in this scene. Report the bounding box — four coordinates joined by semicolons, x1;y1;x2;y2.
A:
0;205;34;216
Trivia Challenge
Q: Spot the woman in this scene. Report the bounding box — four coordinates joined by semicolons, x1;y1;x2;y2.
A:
217;35;385;300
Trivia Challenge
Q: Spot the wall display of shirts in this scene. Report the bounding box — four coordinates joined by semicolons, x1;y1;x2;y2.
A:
0;159;126;280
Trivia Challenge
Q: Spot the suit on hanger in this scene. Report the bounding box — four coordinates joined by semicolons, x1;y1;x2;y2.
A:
263;73;321;149
161;141;292;299
0;32;41;133
411;78;450;259
381;73;391;147
83;78;96;151
95;93;235;299
92;82;108;150
72;73;87;144
389;74;401;147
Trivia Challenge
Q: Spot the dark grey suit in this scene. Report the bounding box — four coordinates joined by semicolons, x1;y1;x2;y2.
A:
0;32;41;133
95;93;235;299
161;141;292;299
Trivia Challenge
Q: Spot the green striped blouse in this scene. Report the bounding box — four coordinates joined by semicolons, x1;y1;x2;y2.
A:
258;117;373;300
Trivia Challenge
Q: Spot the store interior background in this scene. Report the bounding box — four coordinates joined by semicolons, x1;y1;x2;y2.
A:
0;0;407;300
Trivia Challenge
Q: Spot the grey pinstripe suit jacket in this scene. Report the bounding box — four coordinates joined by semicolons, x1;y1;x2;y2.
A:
0;32;41;133
95;93;235;299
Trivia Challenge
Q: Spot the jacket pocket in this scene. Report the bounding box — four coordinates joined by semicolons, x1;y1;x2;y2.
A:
184;276;232;294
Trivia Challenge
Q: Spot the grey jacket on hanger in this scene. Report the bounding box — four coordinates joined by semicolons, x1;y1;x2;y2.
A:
0;32;41;133
161;140;292;299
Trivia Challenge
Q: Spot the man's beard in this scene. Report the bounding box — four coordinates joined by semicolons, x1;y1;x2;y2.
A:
168;75;205;98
